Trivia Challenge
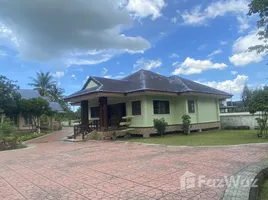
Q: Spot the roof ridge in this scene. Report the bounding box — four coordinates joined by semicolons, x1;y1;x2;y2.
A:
168;75;191;92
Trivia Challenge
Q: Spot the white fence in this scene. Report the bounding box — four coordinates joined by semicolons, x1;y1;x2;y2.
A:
220;112;261;130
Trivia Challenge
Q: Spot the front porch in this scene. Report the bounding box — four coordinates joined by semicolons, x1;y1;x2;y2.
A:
71;96;131;140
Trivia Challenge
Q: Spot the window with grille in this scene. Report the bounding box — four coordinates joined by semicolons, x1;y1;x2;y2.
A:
187;100;195;113
153;100;170;114
132;101;141;115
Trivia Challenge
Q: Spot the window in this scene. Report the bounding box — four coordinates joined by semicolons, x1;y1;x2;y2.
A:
187;100;195;113
24;117;31;126
132;101;141;115
90;106;100;118
153;100;170;114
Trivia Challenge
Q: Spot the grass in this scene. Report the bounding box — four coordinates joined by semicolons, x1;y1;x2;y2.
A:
121;130;268;146
259;179;268;200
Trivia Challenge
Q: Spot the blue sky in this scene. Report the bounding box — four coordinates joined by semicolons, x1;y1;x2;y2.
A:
0;0;266;100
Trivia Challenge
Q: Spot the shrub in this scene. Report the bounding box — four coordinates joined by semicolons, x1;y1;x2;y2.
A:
19;133;42;142
0;121;16;138
182;114;191;135
153;118;168;137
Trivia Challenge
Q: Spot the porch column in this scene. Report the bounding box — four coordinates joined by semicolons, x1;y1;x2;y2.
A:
99;97;108;131
81;100;89;125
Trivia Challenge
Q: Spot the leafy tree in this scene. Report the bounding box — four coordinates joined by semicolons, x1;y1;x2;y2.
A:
20;97;53;131
0;75;21;115
29;71;56;96
153;118;168;137
49;84;65;101
248;86;268;138
241;84;253;111
248;0;268;54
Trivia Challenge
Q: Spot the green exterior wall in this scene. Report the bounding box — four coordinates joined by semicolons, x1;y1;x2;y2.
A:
87;95;220;128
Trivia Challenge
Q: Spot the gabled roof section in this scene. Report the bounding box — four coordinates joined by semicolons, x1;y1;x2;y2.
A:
65;69;232;100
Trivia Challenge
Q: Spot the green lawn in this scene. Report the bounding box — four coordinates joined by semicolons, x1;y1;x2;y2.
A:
259;179;268;200
122;130;268;146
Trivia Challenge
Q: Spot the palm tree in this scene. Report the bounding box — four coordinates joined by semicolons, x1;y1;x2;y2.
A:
49;84;65;101
29;71;56;96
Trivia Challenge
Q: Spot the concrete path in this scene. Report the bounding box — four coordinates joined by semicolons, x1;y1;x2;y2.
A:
0;128;268;200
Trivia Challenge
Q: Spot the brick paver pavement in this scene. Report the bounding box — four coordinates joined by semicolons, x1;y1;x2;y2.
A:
0;127;268;200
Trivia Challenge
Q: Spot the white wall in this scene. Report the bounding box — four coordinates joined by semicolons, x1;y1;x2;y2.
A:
220;112;261;129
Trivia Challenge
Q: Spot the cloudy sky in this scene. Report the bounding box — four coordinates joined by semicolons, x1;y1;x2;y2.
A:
0;0;266;100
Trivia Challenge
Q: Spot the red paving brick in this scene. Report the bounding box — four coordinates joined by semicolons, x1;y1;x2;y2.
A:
0;127;268;199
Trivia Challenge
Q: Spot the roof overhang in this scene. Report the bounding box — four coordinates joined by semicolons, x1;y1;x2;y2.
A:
65;89;232;104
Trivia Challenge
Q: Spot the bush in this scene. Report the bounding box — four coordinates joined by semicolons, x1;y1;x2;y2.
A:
182;114;191;135
153;118;168;137
19;133;42;142
0;121;16;138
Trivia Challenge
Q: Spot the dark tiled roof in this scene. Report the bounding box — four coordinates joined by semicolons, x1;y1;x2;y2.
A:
17;89;41;99
65;70;232;100
17;89;64;112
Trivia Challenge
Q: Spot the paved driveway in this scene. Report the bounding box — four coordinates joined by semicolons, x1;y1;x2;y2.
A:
0;128;268;200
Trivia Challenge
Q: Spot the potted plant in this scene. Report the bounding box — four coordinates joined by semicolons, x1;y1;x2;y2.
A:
182;114;191;135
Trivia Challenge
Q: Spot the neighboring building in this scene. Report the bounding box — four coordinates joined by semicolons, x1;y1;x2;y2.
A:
10;89;64;131
65;70;232;137
219;99;243;113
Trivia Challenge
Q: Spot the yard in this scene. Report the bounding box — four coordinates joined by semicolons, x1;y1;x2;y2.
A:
122;130;267;146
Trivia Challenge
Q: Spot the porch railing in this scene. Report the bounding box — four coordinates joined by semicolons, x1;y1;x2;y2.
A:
73;119;100;139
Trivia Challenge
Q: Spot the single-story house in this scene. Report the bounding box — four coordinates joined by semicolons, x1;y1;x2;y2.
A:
10;89;64;131
64;69;232;137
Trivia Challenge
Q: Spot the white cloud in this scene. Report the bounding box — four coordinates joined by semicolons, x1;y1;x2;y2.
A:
170;17;177;24
71;74;76;79
52;71;64;78
119;72;125;75
65;52;113;67
237;16;250;32
102;68;108;75
229;51;263;66
229;29;265;66
0;50;7;57
172;61;179;66
220;40;228;45
231;70;238;75
172;57;227;75
104;73;125;79
0;0;150;61
170;53;180;58
133;58;162;71
126;0;166;20
208;49;222;57
181;0;249;30
200;75;248;94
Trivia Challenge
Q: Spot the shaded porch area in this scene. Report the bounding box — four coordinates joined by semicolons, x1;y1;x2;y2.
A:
72;96;130;140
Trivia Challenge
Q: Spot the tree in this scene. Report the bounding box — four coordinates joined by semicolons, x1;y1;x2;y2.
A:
0;75;21;115
29;71;56;96
20;97;53;131
49;85;65;101
241;84;253;111
248;86;268;138
248;0;268;54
